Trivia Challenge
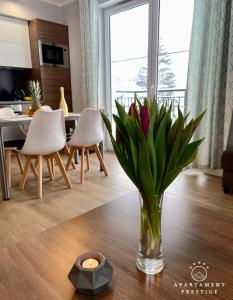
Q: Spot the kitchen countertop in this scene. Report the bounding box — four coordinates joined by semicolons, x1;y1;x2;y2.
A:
0;101;33;105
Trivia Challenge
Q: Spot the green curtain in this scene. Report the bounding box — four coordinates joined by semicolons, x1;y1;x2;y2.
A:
79;0;99;108
186;0;233;168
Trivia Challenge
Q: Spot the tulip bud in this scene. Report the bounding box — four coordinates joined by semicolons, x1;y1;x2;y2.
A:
140;106;149;137
128;102;139;120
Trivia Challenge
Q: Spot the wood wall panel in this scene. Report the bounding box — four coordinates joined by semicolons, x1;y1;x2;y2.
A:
28;19;72;111
36;19;69;45
40;67;72;110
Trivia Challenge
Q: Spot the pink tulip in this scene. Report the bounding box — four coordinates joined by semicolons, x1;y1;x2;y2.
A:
140;106;149;137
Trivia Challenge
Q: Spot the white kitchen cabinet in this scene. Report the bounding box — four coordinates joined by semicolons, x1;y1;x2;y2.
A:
0;16;32;68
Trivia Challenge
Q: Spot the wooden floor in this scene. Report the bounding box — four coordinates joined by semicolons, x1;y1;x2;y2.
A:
0;151;232;250
0;152;135;248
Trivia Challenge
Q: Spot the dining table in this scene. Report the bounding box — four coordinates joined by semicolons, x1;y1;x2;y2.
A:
0;112;104;201
0;189;232;299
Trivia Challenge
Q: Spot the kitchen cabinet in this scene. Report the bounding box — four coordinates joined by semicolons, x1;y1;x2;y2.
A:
0;16;32;68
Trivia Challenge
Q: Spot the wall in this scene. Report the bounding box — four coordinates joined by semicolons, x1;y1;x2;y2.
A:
63;1;82;113
0;0;64;23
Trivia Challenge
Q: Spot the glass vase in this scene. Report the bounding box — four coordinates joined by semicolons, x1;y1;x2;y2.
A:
136;192;164;275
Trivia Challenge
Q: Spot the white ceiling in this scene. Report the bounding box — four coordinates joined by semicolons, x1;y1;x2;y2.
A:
39;0;75;7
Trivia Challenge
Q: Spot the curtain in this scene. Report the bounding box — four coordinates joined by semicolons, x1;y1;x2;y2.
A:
79;0;99;108
186;0;233;168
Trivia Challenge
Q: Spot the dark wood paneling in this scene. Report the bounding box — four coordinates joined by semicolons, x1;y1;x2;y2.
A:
28;20;40;70
40;67;72;110
28;19;72;111
37;19;69;45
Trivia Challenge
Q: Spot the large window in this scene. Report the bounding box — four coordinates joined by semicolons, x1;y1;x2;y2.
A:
158;0;194;116
104;0;194;147
109;3;149;113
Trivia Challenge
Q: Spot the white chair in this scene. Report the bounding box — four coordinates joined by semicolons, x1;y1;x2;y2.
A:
0;107;25;187
66;108;108;183
19;109;72;198
37;105;76;172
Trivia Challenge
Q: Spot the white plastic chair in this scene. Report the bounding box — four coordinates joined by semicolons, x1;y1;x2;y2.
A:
37;105;76;172
19;109;72;198
0;107;25;186
66;108;108;183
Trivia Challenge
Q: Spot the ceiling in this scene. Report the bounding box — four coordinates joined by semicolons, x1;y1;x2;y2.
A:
39;0;75;7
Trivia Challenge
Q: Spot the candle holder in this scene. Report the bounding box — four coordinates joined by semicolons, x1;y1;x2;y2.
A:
68;252;113;295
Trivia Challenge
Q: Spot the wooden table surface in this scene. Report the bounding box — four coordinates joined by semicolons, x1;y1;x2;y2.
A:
0;189;232;300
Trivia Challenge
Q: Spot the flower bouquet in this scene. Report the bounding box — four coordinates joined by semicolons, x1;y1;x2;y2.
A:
101;97;205;275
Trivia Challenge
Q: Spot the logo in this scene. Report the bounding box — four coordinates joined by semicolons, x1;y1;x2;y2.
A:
173;260;225;296
190;261;209;282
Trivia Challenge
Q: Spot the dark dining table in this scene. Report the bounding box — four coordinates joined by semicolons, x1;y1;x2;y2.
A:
0;112;103;201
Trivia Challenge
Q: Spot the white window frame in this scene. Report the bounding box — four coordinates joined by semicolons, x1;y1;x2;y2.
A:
103;0;160;149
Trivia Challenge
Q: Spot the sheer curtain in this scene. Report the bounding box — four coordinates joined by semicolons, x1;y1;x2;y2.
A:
186;0;233;169
79;0;99;108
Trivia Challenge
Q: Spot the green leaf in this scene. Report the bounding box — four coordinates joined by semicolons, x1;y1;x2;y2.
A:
129;136;138;179
115;101;128;124
184;112;190;124
101;112;113;134
154;116;167;193
160;167;183;193
181;119;194;145
167;119;178;152
192;110;206;131
112;140;139;189
144;97;149;107
136;97;142;111
113;114;129;142
146;112;157;182
138;137;154;195
166;118;183;172
168;103;172;115
176;138;204;168
149;95;157;115
127;116;137;142
113;114;137;174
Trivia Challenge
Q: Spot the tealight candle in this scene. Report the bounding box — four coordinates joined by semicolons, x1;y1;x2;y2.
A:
68;252;113;295
82;258;99;269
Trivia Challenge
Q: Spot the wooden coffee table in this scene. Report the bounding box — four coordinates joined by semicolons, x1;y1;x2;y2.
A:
0;190;232;299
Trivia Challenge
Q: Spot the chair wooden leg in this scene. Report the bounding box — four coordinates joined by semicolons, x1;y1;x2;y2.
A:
46;158;54;181
5;150;12;188
64;144;76;170
24;155;38;178
19;156;32;190
15;152;24;174
50;158;55;178
94;145;108;176
66;146;76;171
80;147;85;183
37;155;43;199
53;152;72;189
86;150;90;171
30;160;38;178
